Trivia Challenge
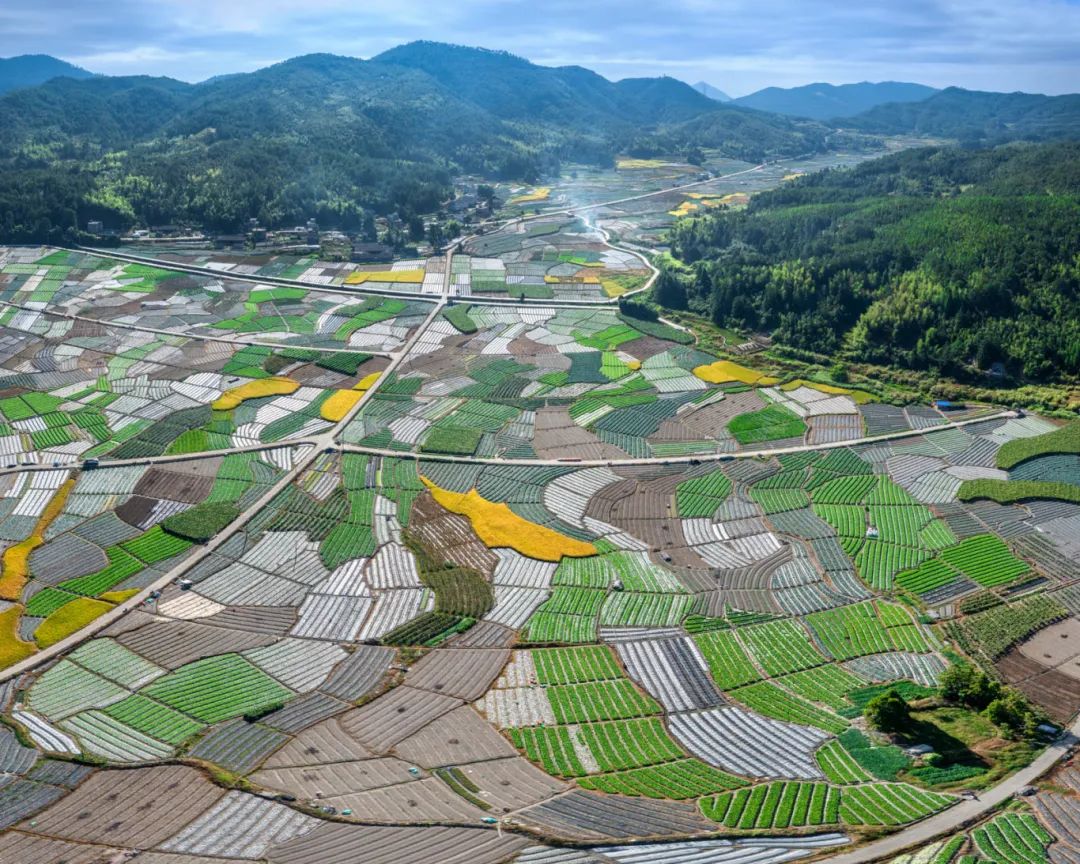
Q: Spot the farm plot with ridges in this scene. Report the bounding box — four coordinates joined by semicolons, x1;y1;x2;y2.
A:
700;781;839;829
0;238;1073;850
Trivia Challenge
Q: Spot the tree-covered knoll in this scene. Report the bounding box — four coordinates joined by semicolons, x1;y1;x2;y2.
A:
0;44;824;244
665;143;1080;382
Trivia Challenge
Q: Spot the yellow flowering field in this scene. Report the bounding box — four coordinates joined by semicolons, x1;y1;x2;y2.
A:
213;376;299;410
343;269;425;285
422;478;597;562
320;372;382;421
0;478;74;600
510;186;551;204
34;597;114;648
693;360;780;387
0;606;35;667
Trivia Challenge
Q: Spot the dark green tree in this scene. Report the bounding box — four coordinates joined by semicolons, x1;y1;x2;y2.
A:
865;689;911;734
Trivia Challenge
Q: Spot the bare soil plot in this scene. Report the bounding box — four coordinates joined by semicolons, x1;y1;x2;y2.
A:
339;687;463;753
321;775;490;822
394;706;518;767
0;834;133;864
1018;617;1080;678
253;756;420;798
17;765;223;847
260;716;375;769
116;618;277;668
997;650;1080;723
516;789;714;841
404;648;510;701
456;756;566;812
266;822;529;864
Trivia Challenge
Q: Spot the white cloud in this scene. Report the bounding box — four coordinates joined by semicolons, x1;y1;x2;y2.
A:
1;0;1077;92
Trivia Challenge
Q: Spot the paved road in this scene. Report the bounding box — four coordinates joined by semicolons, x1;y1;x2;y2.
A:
822;721;1080;863
336;410;1013;468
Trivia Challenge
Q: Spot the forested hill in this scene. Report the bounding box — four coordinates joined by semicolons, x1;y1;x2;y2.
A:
664;143;1080;383
733;81;938;121
843;88;1080;143
0;43;824;243
0;54;93;94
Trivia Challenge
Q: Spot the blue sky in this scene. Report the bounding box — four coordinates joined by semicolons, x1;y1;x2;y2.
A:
2;0;1078;95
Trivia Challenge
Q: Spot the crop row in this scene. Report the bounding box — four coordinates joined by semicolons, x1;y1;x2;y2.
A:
838;783;953;826
577;759;747;800
738;619;826;676
972;812;1052;864
547;680;660;723
948;594;1069;660
938;534;1031;587
692;630;763;690
815;740;871;784
700;781;838;829
728;682;848;734
533;646;623;685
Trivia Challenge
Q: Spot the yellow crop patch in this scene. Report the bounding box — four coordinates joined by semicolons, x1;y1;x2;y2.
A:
510;187;551;204
320;372;382;421
779;378;874;403
783;172;806;181
344;269;425;285
0;478;74;601
0;606;35;667
693;360;780;387
422;478;597;562
669;201;698;218
321;390;364;422
34;597;113;649
213;376;299;411
99;588;140;604
544;275;601;284
617;158;668;169
355;372;381;391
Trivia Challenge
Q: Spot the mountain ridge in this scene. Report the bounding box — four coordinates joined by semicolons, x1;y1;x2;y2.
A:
0;54;94;94
733;81;939;120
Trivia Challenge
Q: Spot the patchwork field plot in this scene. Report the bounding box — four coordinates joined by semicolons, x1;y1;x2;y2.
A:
340;305;880;459
0;234;1072;854
0;249;435;352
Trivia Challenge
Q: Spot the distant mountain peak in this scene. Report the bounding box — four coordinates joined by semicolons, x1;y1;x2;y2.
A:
0;54;93;95
693;81;731;102
734;80;939;120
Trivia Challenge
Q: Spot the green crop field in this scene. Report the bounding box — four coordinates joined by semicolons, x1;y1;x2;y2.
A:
738;619;826;676
839;783;954;826
143;654;292;724
693;630;763;689
547;680;660;723
728;404;807;445
700;781;839;829
579;759;747;799
728;682;848;733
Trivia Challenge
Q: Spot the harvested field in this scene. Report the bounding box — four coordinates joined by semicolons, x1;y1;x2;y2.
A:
517;789;714;841
17;765;223;846
339;687;463;753
395;706;518;767
266;823;530;864
997;649;1080;722
404;647;510;701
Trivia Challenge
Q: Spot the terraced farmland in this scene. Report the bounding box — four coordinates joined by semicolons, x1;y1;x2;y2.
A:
0;236;1074;858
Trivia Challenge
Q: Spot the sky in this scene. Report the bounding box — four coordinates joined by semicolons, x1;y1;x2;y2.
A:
2;0;1079;96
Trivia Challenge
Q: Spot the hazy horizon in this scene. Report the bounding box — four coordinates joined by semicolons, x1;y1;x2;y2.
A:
2;1;1079;96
